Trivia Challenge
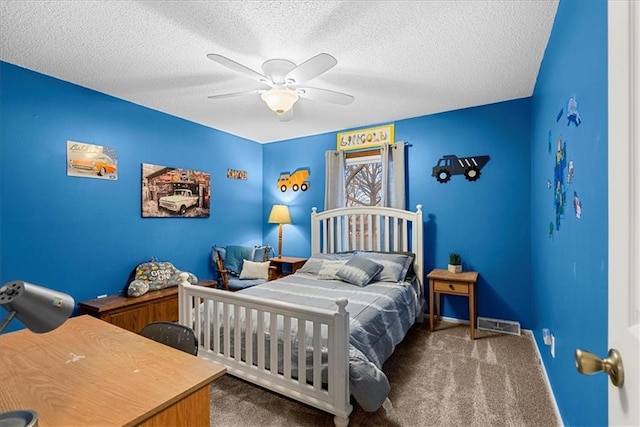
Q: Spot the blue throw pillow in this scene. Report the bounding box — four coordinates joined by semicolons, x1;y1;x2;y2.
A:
252;245;271;262
224;245;253;276
354;251;415;282
297;253;354;275
336;257;383;287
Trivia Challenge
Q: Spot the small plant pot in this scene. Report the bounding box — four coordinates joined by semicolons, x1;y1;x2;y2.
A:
448;264;462;273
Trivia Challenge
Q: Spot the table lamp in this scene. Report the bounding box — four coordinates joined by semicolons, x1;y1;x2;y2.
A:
0;280;75;426
268;204;292;258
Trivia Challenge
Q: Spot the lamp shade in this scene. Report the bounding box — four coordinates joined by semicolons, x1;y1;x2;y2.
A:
260;87;299;114
268;204;292;224
0;281;74;333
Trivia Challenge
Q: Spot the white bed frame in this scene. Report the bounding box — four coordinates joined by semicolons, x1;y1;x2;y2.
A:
178;205;423;427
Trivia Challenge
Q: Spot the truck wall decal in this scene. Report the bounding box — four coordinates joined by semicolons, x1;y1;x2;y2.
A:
431;154;490;183
277;168;310;192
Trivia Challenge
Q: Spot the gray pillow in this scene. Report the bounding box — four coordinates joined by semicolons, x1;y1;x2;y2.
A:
336;257;383;287
297;252;354;275
354;251;415;282
317;260;348;280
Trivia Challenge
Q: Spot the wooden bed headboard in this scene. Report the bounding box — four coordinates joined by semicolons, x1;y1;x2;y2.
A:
311;205;424;288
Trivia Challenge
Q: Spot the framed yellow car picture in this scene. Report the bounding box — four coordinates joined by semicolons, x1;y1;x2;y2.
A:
67;140;118;180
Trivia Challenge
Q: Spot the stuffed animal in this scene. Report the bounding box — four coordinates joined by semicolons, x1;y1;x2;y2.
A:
127;260;197;297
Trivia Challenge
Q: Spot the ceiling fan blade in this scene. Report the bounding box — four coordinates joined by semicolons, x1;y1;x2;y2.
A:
285;53;337;84
207;54;270;84
207;89;263;100
276;109;294;122
295;87;354;105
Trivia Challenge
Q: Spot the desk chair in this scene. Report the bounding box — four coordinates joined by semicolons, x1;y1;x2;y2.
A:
140;321;198;356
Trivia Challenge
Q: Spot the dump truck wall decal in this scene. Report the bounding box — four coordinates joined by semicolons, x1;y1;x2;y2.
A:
277;168;310;192
431;154;490;183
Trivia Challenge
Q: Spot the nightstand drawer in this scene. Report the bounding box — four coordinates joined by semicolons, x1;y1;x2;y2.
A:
434;280;469;295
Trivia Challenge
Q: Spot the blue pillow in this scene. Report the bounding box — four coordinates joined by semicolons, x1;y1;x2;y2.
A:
355;251;415;282
224;245;253;276
336;257;383;287
252;245;271;262
297;253;355;275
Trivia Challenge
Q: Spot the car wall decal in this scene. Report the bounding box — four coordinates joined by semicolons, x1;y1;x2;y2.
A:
67;140;118;180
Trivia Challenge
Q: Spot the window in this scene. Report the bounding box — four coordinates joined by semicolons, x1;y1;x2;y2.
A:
345;153;382;207
325;142;406;211
344;151;382;247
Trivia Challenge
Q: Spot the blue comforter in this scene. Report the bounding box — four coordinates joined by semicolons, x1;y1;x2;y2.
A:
238;272;423;411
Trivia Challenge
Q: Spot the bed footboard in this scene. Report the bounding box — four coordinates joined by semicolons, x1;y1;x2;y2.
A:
178;276;353;426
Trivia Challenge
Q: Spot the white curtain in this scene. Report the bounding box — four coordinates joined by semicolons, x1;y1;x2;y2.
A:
324;149;346;210
381;142;406;209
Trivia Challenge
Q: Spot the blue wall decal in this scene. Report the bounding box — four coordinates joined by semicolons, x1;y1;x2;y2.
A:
553;136;567;231
566;97;582;127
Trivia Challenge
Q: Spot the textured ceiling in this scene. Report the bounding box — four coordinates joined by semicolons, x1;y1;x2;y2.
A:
0;1;558;143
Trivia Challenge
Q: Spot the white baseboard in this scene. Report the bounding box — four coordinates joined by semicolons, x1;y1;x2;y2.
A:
437;315;470;325
524;329;564;427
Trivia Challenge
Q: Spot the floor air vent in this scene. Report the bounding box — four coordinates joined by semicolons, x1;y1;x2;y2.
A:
477;317;521;336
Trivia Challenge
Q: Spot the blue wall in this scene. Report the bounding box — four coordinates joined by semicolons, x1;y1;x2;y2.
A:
0;62;265;332
530;0;608;425
264;98;534;328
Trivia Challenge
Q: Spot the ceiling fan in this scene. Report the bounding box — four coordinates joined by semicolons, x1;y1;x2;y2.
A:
206;53;354;121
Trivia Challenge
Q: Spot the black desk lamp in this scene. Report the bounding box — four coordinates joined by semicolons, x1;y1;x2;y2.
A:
0;280;74;334
0;280;75;427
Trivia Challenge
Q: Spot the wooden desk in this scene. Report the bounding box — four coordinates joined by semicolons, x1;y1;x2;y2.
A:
0;315;226;426
427;268;479;339
270;256;308;277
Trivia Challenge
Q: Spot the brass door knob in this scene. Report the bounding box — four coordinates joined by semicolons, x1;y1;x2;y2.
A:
575;348;624;387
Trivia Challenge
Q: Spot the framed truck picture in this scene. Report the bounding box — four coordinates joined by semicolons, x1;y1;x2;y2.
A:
141;163;211;218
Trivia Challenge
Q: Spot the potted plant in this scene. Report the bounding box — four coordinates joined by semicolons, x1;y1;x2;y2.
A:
448;253;462;273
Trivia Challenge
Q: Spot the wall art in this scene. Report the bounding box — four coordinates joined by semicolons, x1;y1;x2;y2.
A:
142;163;210;218
431;154;490;183
337;124;394;151
227;169;247;180
552;136;567;230
67;140;118;180
547;94;586;235
277;168;310;192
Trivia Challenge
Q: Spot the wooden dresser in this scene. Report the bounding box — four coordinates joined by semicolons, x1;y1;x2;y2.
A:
79;280;216;333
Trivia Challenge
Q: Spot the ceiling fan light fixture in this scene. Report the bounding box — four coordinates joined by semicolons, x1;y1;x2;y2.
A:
260;87;299;114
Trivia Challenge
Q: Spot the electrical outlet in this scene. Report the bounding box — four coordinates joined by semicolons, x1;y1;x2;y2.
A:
551;334;555;358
